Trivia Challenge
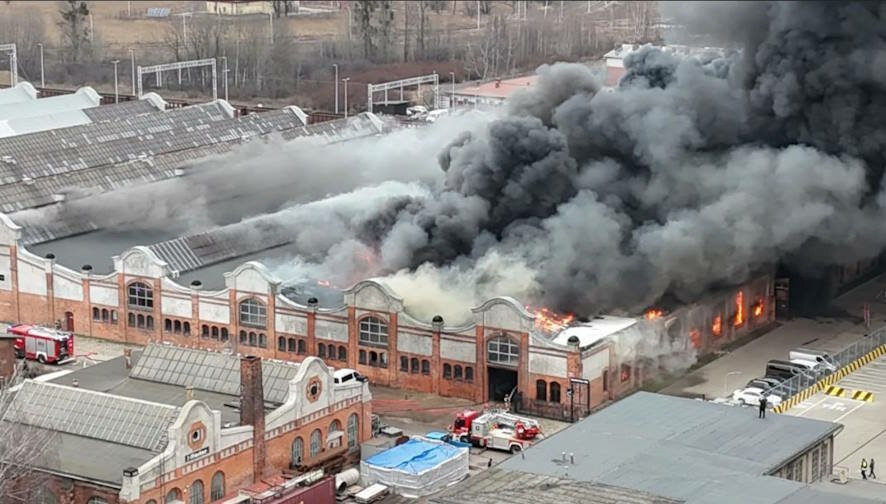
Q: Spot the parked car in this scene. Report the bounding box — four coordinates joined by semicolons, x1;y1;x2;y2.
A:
732;387;784;407
406;106;428;120
334;368;368;385
746;377;783;390
789;349;839;372
765;359;816;381
425;109;450;123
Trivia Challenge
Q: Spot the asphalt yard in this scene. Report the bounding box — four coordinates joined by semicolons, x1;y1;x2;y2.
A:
786;353;886;482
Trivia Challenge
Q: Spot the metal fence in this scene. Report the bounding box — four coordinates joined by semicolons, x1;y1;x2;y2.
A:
769;326;886;411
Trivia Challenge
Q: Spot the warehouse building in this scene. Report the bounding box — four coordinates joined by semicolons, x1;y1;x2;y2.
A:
0;344;371;503
484;392;881;504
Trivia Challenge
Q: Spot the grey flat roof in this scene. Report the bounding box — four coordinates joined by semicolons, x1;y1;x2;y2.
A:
427;468;682;504
499;392;874;504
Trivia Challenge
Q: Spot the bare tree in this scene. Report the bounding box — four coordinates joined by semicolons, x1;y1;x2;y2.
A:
57;0;91;63
0;7;45;81
464;15;514;80
0;363;56;503
354;0;377;59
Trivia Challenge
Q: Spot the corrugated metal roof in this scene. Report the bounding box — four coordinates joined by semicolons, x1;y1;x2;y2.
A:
2;380;179;452
130;343;301;404
498;392;864;504
0;86;100;121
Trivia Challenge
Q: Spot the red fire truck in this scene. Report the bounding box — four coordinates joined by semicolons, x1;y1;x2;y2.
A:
8;324;74;364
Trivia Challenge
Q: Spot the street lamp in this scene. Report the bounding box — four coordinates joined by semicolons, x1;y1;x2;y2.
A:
566;387;574;423
724;371;743;397
448;71;455;109
36;43;44;88
333;63;339;114
111;59;120;103
129;48;135;96
220;56;229;102
342;77;350;118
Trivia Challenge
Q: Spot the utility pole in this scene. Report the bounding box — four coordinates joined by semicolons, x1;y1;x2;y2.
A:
449;71;455;108
342;77;350;118
89;13;95;42
221;56;229;102
559;0;564;23
112;60;120;103
268;13;274;44
129;48;136;96
333;63;339;114
128;1;132;17
476;1;480;30
37;43;44;88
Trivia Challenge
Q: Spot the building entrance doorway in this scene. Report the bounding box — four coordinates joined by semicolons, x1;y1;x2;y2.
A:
487;366;518;402
64;311;74;332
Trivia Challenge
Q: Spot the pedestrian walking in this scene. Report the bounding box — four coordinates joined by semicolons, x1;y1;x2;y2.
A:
861;458;868;479
758;397;767;419
870;458;876;479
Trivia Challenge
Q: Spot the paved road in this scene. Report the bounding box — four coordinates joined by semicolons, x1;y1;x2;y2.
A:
785;353;886;482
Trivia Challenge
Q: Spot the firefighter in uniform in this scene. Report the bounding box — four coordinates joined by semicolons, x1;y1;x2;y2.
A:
861;458;868;479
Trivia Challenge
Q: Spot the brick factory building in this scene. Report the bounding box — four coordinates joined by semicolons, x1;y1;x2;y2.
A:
0;343;371;503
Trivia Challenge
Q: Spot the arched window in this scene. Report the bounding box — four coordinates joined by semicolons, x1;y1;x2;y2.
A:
165;318;173;332
174;320;182;333
550;382;561;403
137;314;145;328
328;343;336;358
347;412;359;451
291;436;304;467
111;310;118;323
211;326;219;339
310;429;322;457
146;501;157;504
239;298;267;327
92;307;100;320
318;344;327;358
359;349;366;364
410;357;419;374
165;489;181;503
248;332;257;346
329;419;343;449
287;338;296;352
239;330;247;344
487;335;519;366
299;340;308;355
400;356;408;371
221;327;229;341
182;321;189;335
101;309;109;321
380;352;387;368
127;282;153;310
536;380;547;401
338;346;347;361
465;366;474;382
358;316;388;345
369;351;378;367
146;315;154;330
278;336;287;351
87;498;108;504
454;365;463;380
128;312;135;327
202;325;210;338
189;480;204;504
443;363;452;379
421;359;430;375
259;333;267;348
210;472;225;501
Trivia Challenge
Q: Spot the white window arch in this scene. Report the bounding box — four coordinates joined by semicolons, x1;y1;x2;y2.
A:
310;429;322;457
239;298;267;327
128;282;153;310
358;316;388;345
487;334;519;366
189;480;204;504
291;436;304;467
210;472;225;501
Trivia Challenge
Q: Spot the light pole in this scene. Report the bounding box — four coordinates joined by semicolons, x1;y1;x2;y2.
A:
220;56;228;102
476;0;481;30
566;387;574;423
724;371;742;397
333;63;339;114
129;48;135;96
37;43;44;88
342;77;350;118
111;59;120;103
448;71;455;108
268;13;274;44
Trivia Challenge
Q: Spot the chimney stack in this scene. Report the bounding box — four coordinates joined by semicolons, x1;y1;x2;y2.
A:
240;355;266;482
123;348;133;369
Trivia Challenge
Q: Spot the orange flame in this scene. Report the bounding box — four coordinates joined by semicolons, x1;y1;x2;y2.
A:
753;299;764;318
689;328;702;349
527;306;575;333
644;309;664;320
712;314;722;337
733;291;744;327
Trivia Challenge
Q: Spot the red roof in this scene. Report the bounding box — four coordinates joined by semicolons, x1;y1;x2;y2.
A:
455;76;538;99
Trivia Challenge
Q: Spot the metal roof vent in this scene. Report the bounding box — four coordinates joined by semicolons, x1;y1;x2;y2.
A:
567;335;580;346
432;315;444;329
307;297;319;307
81;264;93;272
44;253;55;260
190;280;202;289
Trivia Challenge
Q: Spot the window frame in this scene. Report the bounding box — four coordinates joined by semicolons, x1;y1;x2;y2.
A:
239;298;267;328
127;282;153;311
487;335;520;367
358;316;389;346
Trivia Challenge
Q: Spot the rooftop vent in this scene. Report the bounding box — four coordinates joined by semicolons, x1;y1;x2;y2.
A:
307;297;319;307
190;280;202;288
567;335;580;346
81;264;93;272
44;253;55;260
432;315;444;323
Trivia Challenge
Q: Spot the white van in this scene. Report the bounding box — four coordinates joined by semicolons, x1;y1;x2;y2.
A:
789;358;829;378
425;109;450;123
334;368;368;385
789;349;839;372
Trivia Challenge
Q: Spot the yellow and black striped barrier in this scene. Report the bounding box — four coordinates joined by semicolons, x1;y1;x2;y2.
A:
825;385;846;397
772;343;886;413
851;390;874;402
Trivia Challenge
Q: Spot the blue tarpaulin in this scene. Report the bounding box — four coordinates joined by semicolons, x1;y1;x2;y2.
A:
365;439;464;475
